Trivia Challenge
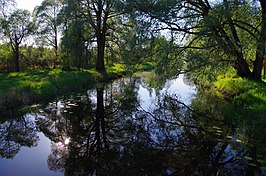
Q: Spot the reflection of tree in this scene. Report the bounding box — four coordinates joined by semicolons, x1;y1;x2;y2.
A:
136;93;250;176
37;78;251;176
0;114;39;159
36;78;141;175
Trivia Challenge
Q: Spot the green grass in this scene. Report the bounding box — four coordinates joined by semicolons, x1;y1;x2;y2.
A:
0;65;129;109
214;77;266;109
213;77;266;156
106;63;126;78
0;62;154;110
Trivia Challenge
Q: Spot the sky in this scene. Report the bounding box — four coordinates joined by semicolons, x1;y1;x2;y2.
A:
16;0;43;12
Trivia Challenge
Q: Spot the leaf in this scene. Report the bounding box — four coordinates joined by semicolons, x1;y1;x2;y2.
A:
244;156;253;161
216;130;223;133
258;159;266;164
212;126;222;130
236;139;242;143
234;156;242;160
248;163;257;167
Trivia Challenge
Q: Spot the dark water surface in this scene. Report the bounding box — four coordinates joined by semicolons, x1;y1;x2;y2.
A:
0;75;265;176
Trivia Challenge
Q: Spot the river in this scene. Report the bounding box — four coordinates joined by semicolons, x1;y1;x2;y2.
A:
0;74;265;176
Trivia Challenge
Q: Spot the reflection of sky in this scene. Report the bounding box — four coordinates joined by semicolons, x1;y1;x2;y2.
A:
138;85;156;110
138;74;197;111
137;75;197;144
0;115;63;176
0;75;196;176
161;74;196;104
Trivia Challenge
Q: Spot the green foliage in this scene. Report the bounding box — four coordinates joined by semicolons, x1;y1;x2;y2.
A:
215;77;266;110
60;19;91;69
187;58;235;89
34;0;62;55
139;61;156;71
20;46;56;69
0;44;13;70
119;21;154;73
0;66;132;111
107;63;126;75
153;36;183;80
0;44;58;71
0;8;36;71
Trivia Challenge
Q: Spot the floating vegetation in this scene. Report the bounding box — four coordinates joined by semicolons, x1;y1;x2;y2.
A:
236;139;242;143
244;156;253;161
212;126;222;130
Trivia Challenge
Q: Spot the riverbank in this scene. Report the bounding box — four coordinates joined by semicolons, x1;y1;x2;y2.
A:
0;63;146;112
190;76;266;171
213;77;266;163
214;77;266;118
0;62;157;112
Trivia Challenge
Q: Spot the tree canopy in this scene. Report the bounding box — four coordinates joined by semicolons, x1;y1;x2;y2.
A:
0;0;265;81
129;0;266;80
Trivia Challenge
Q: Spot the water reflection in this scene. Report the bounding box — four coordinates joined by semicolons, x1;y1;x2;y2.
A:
36;77;253;176
1;75;264;176
0;114;39;159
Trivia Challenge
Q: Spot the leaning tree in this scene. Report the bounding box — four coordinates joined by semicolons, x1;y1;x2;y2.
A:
130;0;266;81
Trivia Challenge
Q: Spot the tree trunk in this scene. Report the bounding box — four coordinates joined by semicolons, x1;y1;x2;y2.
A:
54;30;58;69
223;0;252;79
96;87;105;153
14;45;20;72
251;0;266;81
96;33;106;72
234;57;252;78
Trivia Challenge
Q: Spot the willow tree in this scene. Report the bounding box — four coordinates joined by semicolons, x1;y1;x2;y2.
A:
130;0;266;81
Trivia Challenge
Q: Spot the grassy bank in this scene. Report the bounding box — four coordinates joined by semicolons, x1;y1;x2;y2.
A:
0;62;157;112
0;64;129;111
213;77;266;158
214;77;266;114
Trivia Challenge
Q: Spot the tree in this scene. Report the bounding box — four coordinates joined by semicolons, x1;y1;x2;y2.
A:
85;0;111;72
63;0;124;72
0;0;15;18
130;0;266;81
59;1;94;69
1;9;35;71
34;0;63;66
61;20;90;69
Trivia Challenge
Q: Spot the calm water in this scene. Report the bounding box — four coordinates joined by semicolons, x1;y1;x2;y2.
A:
0;74;265;176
